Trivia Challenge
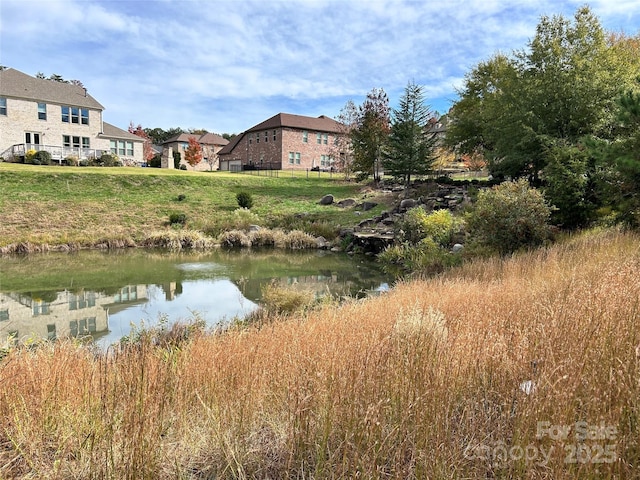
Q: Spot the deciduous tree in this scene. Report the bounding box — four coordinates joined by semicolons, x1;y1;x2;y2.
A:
350;88;390;183
184;136;203;167
128;122;154;162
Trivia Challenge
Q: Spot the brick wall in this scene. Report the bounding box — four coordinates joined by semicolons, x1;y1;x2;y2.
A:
223;127;338;170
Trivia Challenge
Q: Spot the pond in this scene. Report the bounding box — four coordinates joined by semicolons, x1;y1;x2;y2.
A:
0;248;392;347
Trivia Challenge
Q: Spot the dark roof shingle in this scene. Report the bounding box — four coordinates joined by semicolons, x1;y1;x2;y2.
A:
0;68;104;110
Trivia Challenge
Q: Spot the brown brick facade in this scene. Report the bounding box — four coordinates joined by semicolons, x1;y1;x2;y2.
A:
219;113;343;171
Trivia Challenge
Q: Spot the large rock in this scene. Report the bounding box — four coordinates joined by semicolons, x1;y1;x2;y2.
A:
336;198;357;208
319;194;334;205
400;198;418;210
359;201;378;211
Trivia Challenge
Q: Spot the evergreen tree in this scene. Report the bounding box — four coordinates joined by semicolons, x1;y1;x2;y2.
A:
384;81;437;186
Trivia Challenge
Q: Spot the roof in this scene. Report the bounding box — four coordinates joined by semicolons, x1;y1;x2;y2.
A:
0;68;104;110
218;113;344;157
248;113;343;133
218;133;244;156
162;132;229;146
100;122;145;142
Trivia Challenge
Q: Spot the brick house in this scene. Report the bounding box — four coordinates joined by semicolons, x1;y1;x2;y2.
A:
162;132;229;171
0;68;144;165
218;113;344;172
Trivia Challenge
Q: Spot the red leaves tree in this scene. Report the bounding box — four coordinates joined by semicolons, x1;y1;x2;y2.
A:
184;136;203;167
128;122;154;162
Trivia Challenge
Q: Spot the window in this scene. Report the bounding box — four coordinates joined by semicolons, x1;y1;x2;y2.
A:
288;152;294;164
0;97;6;115
317;132;322;144
126;142;133;156
264;131;268;142
32;301;50;316
249;133;252;144
256;132;260;143
38;103;47;120
295;152;301;165
302;131;308;143
62;106;88;124
273;130;277;141
64;135;71;148
72;136;81;148
323;133;328;145
47;324;56;341
82;137;90;149
0;309;8;321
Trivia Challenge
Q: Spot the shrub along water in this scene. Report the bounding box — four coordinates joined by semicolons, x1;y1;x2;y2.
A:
0;228;638;478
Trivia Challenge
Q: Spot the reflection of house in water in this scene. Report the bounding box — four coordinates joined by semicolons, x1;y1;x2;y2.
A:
0;285;148;344
238;273;356;302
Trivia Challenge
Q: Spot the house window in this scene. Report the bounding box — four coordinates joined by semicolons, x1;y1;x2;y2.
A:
0;97;6;115
38;103;47;120
323;133;328;145
110;140;116;153
256;132;260;143
32;301;50;316
302;131;308;143
126;142;133;156
25;132;41;146
47;324;56;341
72;136;81;148
82;137;90;149
62;106;88;124
295;152;301;165
0;309;8;321
317;132;322;144
249;133;252;144
64;135;71;147
288;152;294;164
273;130;277;141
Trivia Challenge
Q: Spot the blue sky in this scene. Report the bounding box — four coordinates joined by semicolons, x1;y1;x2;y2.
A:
1;0;639;134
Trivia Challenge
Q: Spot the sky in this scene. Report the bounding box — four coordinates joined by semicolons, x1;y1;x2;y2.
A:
1;0;639;135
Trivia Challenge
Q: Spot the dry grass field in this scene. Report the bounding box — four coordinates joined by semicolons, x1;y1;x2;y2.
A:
1;228;639;478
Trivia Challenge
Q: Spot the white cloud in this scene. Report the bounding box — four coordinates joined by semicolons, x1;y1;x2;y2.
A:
2;0;639;133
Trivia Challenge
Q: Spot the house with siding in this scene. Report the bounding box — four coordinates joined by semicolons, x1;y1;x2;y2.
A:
218;113;344;172
162;132;228;171
0;68;144;165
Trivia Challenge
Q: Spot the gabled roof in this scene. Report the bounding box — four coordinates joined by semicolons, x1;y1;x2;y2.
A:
0;68;104;110
100;122;145;142
248;113;343;133
162;132;229;146
218;133;244;156
218;113;343;157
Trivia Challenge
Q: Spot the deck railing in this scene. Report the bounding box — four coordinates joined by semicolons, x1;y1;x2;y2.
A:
4;144;108;164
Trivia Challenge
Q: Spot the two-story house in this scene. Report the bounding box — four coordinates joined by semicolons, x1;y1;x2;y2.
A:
162;132;229;171
218;113;344;172
0;68;144;165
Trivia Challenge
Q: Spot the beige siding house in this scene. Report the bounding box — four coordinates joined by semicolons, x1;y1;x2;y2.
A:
218;113;344;172
162;132;229;171
0;68;144;165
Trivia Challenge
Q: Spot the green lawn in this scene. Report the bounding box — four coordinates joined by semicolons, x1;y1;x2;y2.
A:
0;163;391;248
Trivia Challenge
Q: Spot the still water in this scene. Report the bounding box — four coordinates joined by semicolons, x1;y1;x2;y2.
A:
0;248;392;347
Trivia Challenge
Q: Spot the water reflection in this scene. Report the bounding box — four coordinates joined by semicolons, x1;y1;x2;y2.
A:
0;249;392;347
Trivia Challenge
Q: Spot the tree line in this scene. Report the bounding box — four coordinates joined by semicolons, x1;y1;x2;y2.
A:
340;6;640;229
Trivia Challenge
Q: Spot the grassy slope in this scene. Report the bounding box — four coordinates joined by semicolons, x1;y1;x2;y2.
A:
1;228;639;478
0;163;389;248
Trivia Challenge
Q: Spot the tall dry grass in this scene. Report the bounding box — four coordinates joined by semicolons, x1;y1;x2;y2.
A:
1;228;639;479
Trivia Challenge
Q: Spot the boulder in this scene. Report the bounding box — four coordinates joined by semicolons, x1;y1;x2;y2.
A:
360;201;378;211
336;198;357;208
400;198;417;210
319;194;334;205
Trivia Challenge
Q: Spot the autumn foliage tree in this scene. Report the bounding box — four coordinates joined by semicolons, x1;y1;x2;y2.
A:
184;136;203;167
128;122;154;162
